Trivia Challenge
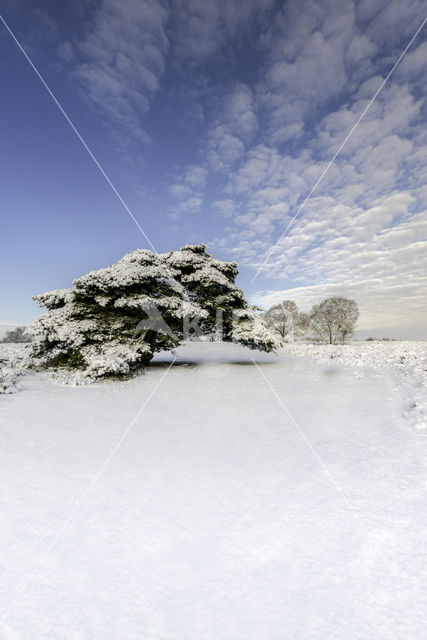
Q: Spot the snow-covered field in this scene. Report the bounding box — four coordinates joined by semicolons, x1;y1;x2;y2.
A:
1;340;427;638
284;341;427;431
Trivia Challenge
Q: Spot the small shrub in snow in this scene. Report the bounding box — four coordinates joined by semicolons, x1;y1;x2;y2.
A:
0;373;17;393
0;364;20;394
0;345;31;393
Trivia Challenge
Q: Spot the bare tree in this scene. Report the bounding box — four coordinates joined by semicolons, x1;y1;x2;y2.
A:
295;311;311;337
309;297;359;344
264;300;300;340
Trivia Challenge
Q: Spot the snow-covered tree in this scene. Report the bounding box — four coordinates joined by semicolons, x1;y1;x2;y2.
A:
309;297;359;344
28;245;279;380
264;300;311;340
264;300;299;340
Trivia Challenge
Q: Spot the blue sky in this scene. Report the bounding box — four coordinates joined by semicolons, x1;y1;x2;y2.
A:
1;0;426;338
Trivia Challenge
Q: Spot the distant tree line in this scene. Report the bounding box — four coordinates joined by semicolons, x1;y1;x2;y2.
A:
2;297;359;348
1;327;31;343
263;296;359;344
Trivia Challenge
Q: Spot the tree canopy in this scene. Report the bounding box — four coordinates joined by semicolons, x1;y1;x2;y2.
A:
309;297;359;344
263;300;310;340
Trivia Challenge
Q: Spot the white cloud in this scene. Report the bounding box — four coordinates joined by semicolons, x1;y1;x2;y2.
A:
167;163;208;218
57;41;73;62
205;82;258;172
174;196;203;215
169;184;192;201
212;199;236;218
360;0;426;49
207;130;245;171
170;0;275;62
220;16;427;281
182;165;207;190
398;40;427;85
226;83;259;142
73;0;169;141
256;0;362;142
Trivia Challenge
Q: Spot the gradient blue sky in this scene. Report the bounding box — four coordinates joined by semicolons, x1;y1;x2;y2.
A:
1;0;426;338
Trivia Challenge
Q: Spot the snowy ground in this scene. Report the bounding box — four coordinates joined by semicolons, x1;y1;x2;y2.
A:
284;341;427;431
1;341;427;639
